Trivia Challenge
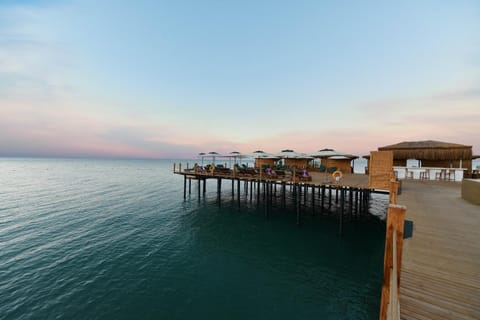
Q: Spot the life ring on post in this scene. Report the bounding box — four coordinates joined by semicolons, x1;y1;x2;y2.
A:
332;170;343;182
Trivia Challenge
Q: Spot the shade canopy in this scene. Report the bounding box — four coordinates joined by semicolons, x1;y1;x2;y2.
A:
309;148;357;159
328;155;357;160
226;151;248;158
378;140;472;160
274;149;312;159
250;150;278;159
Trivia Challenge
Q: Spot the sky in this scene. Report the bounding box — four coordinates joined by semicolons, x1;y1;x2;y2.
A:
1;0;479;159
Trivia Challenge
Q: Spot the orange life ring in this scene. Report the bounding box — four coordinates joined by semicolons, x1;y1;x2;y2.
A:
332;170;343;181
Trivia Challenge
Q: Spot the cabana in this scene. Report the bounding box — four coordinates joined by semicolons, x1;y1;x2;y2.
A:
309;148;358;173
275;150;312;168
325;155;358;173
378;140;473;171
251;150;278;168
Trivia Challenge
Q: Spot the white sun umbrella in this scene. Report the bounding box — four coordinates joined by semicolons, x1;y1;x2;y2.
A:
250;150;280;168
207;151;221;165
228;151;249;167
309;148;356;165
275;149;313;159
250;150;278;158
274;149;313;169
274;149;299;158
198;152;206;166
328;155;358;160
309;148;340;158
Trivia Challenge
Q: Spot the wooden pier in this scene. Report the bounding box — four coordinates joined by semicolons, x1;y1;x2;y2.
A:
173;163;383;232
398;180;480;320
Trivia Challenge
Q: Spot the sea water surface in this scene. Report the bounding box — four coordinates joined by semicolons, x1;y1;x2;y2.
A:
0;158;385;319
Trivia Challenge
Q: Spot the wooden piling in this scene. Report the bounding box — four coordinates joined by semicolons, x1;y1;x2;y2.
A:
217;178;221;201
296;184;301;225
183;175;186;199
321;185;325;213
328;186;332;212
237;179;240;204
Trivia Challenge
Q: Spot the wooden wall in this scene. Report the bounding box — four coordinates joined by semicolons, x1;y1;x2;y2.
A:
285;158;309;168
254;158;275;168
369;151;394;190
323;159;352;173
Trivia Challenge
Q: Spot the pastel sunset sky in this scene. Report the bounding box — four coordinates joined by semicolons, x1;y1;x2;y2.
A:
1;0;479;159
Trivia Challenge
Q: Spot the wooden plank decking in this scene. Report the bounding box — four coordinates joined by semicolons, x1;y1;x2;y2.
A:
398;180;480;320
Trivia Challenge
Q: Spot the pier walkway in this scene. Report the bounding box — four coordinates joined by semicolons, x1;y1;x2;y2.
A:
398;180;480;319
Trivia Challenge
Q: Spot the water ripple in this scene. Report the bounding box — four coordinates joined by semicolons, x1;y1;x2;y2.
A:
0;158;384;319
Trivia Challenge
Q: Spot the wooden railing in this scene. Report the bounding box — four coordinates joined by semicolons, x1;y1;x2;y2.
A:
380;180;406;320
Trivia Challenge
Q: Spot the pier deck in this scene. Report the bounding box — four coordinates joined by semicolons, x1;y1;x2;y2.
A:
398;180;480;320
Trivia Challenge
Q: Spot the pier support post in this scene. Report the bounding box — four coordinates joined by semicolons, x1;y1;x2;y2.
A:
303;184;307;205
217;178;222;201
203;179;206;194
349;187;353;220
328;186;332;212
296;184;301;225
321;185;325;214
183;175;187;199
311;185;315;214
250;180;253;202
198;179;201;198
237;179;240;205
355;189;359;218
265;181;269;218
335;187;339;205
189;178;192;195
339;187;345;236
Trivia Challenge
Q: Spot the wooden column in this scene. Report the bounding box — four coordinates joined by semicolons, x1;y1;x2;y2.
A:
379;204;406;320
183;175;186;199
197;179;201;198
237;179;240;204
296;184;301;225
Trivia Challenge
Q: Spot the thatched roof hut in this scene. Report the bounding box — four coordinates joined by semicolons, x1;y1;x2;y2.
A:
378;140;473;170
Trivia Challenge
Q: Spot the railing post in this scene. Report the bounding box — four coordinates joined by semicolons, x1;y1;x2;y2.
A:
179;163;182;172
389;180;399;205
380;204;406;320
173;163;176;173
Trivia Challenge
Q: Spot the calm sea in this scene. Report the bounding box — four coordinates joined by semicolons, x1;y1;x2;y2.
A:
0;158;385;319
